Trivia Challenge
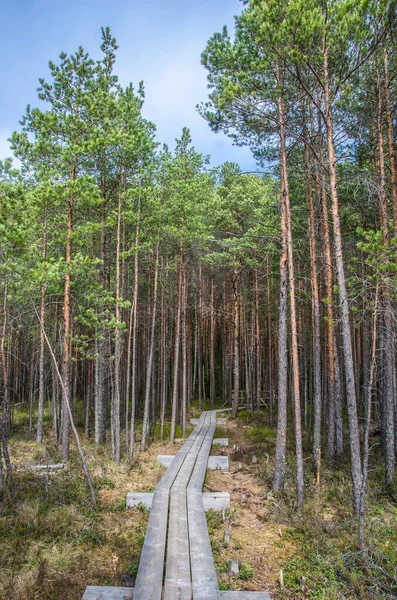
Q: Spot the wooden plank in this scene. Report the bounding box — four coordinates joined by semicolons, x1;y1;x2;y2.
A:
82;587;134;600
187;412;220;600
213;438;229;446
202;492;230;511
127;491;229;511
134;416;209;600
158;454;228;470
165;414;212;600
126;492;153;509
187;491;220;600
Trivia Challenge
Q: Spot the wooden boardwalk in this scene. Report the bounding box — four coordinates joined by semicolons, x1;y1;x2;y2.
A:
83;410;270;600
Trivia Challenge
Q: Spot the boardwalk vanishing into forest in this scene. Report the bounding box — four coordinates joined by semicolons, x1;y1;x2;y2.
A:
82;410;271;600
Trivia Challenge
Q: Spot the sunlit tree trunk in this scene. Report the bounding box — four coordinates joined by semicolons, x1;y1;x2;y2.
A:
324;47;362;511
141;244;159;450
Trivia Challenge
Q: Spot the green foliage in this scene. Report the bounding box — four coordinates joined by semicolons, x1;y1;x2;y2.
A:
238;563;254;580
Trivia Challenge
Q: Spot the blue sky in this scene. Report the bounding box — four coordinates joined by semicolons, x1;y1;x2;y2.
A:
0;0;256;170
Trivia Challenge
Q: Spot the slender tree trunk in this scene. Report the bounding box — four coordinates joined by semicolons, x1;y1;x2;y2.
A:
160;267;168;440
232;264;239;418
125;301;133;451
324;48;362;511
278;85;304;509
0;282;12;476
255;270;262;411
197;264;203;408
113;181;123;464
37;215;47;444
95;187;107;446
359;284;379;550
141;244;160;450
210;277;216;405
383;46;397;236
303;105;322;484
170;254;183;443
61;163;76;463
129;202;140;461
376;70;395;483
181;264;188;434
274;151;289;493
313;104;339;457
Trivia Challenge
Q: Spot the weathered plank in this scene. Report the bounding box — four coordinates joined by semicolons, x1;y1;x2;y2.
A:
127;491;230;511
165;413;213;600
158;454;228;470
82;586;134;599
213;438;229;446
134;414;208;600
187;412;220;600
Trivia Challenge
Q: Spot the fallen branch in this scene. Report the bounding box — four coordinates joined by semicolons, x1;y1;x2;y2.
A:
32;303;96;505
30;463;65;470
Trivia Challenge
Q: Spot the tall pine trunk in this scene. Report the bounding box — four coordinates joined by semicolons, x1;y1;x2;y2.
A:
324;48;362;511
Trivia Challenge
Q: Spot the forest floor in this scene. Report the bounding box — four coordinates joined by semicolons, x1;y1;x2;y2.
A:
0;407;396;600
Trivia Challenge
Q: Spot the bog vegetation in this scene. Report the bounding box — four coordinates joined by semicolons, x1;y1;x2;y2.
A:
1;1;397;598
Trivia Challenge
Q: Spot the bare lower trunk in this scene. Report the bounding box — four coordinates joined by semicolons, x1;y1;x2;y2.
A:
170;257;183;443
141;245;159;451
36;218;47;444
303;102;322;484
359;285;379;550
279;85;304;509
210;278;216;405
61;169;75;463
232;265;239;418
197;265;203;408
255;270;261;411
181;265;188;435
129;205;140;461
376;70;395;483
324;48;362;511
113;182;123;464
274;154;289;492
